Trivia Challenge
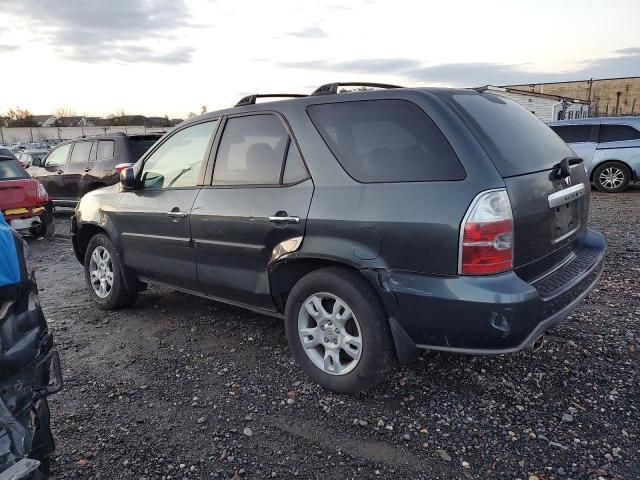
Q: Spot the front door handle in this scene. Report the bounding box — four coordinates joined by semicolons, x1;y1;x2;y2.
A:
268;215;300;224
84;167;91;172
57;169;63;174
167;211;189;219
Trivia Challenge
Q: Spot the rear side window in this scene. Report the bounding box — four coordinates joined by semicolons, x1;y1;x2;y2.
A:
213;115;289;185
599;124;640;143
69;141;93;164
308;100;465;183
96;140;115;161
282;144;308;184
448;93;574;177
0;160;28;180
551;125;593;143
129;136;160;160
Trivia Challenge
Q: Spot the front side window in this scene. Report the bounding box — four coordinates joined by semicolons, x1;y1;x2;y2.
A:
140;121;218;189
69;141;93;164
213;115;289;185
45;143;71;168
599;124;640;143
308;100;465;183
551;125;592;143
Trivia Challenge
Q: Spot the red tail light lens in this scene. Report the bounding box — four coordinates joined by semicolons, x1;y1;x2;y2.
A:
35;181;50;203
460;189;513;275
115;163;134;173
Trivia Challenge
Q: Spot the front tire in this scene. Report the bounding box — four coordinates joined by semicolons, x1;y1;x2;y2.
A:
84;233;137;310
593;162;631;193
285;267;396;393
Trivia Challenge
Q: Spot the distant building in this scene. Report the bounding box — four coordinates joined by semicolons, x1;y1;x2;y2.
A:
503;77;640;117
55;116;90;127
477;85;589;122
32;115;56;127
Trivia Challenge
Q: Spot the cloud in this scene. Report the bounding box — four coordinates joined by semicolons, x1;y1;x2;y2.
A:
0;44;19;53
615;47;640;55
279;48;640;86
287;26;329;39
0;0;195;64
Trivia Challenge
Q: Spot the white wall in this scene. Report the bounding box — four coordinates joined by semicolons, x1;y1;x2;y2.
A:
0;125;173;145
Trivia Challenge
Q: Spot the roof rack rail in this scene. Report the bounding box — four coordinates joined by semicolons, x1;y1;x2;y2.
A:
234;93;307;107
311;82;403;96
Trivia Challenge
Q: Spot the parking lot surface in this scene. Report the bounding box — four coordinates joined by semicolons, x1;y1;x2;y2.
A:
31;190;639;479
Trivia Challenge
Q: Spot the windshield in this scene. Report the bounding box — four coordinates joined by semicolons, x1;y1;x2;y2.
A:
443;91;573;177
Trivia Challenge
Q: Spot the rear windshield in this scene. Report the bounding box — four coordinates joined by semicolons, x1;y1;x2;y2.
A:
307;100;465;183
0;159;29;180
446;92;573;177
129;136;161;160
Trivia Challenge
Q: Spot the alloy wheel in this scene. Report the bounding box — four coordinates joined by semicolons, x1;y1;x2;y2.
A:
297;292;362;375
599;166;625;189
89;246;113;298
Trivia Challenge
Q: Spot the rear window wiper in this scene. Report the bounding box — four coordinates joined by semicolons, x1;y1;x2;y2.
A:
553;156;582;179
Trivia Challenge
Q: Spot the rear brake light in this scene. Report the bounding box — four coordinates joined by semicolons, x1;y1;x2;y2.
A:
459;189;513;275
35;181;50;203
115;163;134;173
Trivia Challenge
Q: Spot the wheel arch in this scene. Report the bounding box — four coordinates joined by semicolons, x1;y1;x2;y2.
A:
74;222;108;265
75;221;138;294
269;255;361;312
269;255;417;364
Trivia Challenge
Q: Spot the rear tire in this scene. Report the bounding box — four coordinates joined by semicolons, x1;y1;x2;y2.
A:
30;204;55;239
84;233;137;310
285;267;396;393
593;162;631;193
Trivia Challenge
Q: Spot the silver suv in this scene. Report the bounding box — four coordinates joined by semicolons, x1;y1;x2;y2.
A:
549;117;640;193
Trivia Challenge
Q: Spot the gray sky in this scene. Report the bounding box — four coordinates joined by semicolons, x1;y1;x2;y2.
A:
1;0;639;118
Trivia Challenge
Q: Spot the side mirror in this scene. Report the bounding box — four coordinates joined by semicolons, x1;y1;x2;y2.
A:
120;167;136;190
32;157;42;167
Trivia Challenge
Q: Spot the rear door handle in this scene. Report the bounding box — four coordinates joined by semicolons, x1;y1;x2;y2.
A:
268;215;300;224
84;167;91;172
167;211;189;219
57;169;63;174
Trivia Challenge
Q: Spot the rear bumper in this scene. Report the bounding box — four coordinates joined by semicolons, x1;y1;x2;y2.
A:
2;203;53;232
368;229;606;356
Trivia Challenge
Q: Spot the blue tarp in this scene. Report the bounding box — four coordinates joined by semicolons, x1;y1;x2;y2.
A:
0;213;20;287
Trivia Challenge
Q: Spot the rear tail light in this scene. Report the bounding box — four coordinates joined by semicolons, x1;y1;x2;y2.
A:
459;189;513;275
35;181;50;203
115;163;134;173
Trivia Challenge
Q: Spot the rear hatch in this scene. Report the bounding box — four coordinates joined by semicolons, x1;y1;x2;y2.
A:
128;135;162;160
443;91;590;280
0;159;39;211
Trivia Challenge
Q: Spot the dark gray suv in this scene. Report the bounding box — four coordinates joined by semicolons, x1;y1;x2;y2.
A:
71;84;606;393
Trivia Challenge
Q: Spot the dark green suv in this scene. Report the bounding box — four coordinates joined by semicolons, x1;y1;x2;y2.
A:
71;83;606;393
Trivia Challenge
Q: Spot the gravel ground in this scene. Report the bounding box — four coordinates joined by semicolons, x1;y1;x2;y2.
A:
26;189;639;480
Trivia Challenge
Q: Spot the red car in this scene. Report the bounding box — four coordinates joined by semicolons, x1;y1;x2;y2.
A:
0;152;55;238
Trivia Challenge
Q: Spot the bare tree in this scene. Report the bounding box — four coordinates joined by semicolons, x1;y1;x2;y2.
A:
4;107;38;127
54;107;76;119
